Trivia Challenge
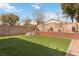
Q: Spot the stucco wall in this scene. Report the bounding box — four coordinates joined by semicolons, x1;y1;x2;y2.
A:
38;22;79;33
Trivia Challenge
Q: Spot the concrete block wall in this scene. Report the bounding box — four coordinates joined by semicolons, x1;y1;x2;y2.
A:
0;25;28;36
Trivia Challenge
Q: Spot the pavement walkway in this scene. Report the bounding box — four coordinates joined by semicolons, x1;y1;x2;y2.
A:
66;39;79;56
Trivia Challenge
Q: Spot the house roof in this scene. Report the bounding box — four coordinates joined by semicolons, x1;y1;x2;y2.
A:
46;19;62;24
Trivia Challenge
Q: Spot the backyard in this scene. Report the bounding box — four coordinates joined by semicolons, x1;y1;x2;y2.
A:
0;35;71;56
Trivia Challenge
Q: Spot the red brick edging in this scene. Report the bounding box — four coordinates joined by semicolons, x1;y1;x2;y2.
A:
39;32;79;39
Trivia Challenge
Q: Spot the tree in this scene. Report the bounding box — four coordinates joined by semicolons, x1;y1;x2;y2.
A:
0;13;19;26
33;9;45;25
33;9;45;34
24;17;31;25
23;17;32;31
61;3;76;23
61;3;79;32
74;4;79;22
0;13;19;35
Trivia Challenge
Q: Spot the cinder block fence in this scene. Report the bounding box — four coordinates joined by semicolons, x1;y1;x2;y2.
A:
0;25;28;36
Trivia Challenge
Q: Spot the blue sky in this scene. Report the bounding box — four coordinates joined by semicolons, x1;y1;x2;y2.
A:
0;3;62;21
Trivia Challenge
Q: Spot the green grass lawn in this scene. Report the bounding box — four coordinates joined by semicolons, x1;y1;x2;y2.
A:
0;35;71;56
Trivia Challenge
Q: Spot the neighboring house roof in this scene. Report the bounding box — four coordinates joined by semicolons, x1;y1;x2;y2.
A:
20;20;37;26
19;21;25;25
30;20;37;25
0;22;2;25
0;19;2;25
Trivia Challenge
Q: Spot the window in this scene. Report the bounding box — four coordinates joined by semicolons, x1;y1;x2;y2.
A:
50;27;53;31
48;29;49;32
72;26;75;32
58;29;61;32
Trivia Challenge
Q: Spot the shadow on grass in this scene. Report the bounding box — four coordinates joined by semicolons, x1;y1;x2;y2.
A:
0;37;68;56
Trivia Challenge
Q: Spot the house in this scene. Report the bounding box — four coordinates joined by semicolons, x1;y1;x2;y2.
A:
37;19;63;32
37;19;79;33
62;23;79;33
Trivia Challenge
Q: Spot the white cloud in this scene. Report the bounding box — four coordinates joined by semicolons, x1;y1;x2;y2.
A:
0;3;22;13
31;4;40;9
45;9;65;22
